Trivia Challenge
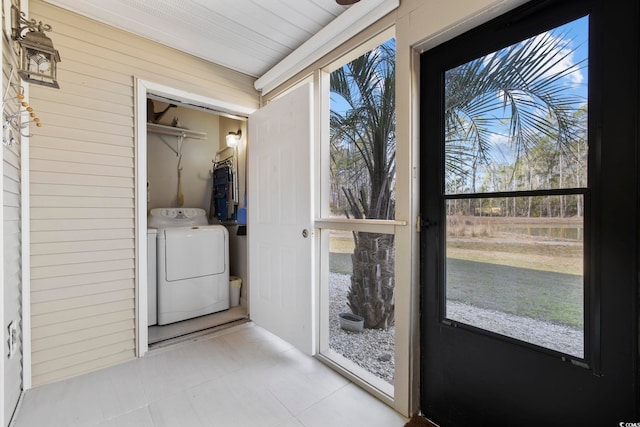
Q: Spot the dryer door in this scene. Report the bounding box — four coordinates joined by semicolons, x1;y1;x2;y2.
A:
164;227;226;281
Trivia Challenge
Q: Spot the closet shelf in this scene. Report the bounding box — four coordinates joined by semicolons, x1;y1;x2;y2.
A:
147;122;207;140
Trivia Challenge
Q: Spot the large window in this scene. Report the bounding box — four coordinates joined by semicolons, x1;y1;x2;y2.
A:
319;36;399;397
329;38;396;222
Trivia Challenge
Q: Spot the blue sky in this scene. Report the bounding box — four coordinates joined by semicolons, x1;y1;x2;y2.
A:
330;15;588;127
557;15;589;98
328;15;590;193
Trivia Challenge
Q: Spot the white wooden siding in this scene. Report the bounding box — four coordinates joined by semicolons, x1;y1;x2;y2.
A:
27;0;259;387
3;35;23;426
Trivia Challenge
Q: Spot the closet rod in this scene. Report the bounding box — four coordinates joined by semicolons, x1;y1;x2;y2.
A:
147;122;207;140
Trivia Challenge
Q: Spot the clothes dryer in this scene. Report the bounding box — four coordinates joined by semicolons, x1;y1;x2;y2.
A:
149;208;229;325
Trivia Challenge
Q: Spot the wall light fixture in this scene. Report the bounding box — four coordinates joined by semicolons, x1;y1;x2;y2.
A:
226;130;241;147
11;4;61;89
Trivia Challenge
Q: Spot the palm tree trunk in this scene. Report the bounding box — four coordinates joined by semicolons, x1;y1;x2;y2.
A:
348;232;395;329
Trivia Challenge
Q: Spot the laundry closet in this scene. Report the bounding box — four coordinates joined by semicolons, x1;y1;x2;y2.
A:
146;97;248;344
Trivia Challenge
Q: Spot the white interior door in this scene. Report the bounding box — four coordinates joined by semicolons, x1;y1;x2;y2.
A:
248;83;315;355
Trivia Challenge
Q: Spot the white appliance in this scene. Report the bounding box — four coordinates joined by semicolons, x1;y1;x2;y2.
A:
147;228;157;325
149;208;229;325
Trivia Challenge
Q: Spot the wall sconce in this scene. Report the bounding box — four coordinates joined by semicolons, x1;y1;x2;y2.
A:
11;4;61;89
226;130;241;147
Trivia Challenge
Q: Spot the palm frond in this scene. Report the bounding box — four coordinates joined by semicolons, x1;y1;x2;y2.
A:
444;26;587;192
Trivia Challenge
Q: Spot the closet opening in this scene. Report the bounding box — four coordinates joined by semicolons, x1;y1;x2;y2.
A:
135;80;254;352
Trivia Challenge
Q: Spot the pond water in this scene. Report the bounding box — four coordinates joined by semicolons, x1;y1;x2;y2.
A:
499;224;583;241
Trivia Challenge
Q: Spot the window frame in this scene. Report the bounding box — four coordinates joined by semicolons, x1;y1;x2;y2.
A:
313;27;413;412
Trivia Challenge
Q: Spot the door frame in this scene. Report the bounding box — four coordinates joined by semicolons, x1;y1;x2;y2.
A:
310;28;420;416
396;1;532;416
134;79;255;356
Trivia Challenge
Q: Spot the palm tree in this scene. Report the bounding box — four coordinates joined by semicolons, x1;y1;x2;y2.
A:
444;30;587;193
330;39;396;329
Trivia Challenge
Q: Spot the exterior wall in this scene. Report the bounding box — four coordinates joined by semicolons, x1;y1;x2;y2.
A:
27;0;259;387
2;32;23;424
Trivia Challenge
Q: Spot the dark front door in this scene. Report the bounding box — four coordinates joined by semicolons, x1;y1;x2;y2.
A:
420;0;638;425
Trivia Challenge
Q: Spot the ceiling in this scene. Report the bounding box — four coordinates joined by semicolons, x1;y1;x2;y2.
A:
43;0;355;78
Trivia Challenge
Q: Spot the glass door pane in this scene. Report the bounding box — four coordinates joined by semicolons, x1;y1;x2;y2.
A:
320;36;397;394
445;196;584;357
441;16;588;358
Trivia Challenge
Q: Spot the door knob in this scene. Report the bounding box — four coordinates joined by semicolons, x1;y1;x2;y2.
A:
302;229;309;238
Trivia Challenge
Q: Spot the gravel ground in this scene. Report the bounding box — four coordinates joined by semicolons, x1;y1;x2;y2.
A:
447;300;584;358
328;273;584;384
329;272;395;384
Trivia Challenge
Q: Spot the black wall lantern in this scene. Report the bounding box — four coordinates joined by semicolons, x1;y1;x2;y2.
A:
11;5;61;89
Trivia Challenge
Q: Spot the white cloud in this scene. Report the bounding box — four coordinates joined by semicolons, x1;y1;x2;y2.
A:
520;31;584;87
489;132;510;147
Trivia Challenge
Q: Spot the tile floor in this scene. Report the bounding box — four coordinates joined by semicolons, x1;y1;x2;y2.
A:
12;323;408;427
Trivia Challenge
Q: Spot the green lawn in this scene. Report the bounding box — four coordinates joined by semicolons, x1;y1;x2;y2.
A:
329;252;352;275
446;258;583;328
328;229;584;329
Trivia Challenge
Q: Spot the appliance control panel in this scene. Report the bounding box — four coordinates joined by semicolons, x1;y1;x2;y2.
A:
152;208;206;219
148;208;209;227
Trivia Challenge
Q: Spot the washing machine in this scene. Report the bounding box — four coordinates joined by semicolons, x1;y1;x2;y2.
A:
149;208;229;325
147;228;157;325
